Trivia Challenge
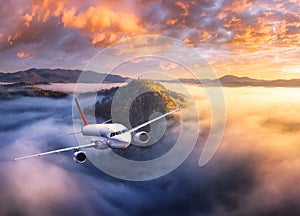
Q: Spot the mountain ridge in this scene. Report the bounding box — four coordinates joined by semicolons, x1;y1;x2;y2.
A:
1;68;300;87
176;75;300;87
0;68;129;84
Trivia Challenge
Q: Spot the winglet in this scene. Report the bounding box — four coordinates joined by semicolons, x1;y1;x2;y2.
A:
75;98;89;126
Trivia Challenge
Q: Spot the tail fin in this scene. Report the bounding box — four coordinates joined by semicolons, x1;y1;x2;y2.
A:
75;98;89;126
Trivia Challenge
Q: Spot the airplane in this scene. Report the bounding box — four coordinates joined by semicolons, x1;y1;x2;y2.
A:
13;98;180;163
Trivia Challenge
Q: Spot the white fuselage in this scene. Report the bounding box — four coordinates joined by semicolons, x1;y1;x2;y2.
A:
82;123;131;149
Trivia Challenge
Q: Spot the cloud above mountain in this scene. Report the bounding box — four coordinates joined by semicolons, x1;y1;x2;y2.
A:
2;0;299;48
0;0;299;79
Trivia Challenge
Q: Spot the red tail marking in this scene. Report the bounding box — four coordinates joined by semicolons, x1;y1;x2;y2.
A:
75;99;89;126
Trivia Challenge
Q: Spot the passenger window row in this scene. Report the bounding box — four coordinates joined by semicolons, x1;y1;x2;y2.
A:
110;129;128;137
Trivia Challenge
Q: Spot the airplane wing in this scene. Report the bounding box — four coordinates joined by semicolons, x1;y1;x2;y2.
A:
126;107;180;134
13;143;96;161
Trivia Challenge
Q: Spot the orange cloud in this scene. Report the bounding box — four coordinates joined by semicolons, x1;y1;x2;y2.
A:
159;61;178;71
183;38;194;47
232;0;255;13
214;0;300;54
29;0;67;22
1;0;300;76
166;19;178;25
17;51;33;58
200;31;212;42
4;0;299;51
175;1;189;17
22;13;33;27
23;1;146;47
50;4;145;46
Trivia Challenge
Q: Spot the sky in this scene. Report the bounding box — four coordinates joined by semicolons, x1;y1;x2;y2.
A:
0;0;299;79
1;1;299;214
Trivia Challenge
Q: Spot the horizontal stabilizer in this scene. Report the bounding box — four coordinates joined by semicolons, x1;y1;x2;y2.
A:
56;130;82;137
102;119;112;124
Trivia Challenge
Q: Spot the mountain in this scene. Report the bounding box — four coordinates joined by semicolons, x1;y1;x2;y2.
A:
176;75;300;87
0;68;129;84
220;75;300;87
83;79;187;126
219;75;260;85
0;82;68;98
79;79;187;160
1;68;300;87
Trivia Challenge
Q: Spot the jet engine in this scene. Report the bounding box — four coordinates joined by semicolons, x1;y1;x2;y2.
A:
134;131;150;144
73;151;87;163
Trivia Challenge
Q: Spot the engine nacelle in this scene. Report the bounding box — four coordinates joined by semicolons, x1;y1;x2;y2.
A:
73;151;86;163
134;131;150;144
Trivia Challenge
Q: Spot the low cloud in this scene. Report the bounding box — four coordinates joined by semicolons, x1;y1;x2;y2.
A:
261;117;300;133
1;85;300;215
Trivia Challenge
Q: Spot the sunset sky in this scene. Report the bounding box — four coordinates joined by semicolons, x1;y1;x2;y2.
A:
0;0;299;79
1;1;300;215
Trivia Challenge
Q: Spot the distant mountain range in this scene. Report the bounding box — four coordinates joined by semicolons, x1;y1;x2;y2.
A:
0;68;300;87
177;75;300;87
0;68;129;84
